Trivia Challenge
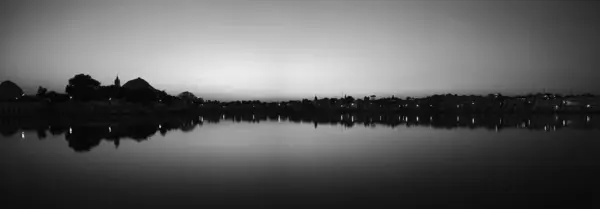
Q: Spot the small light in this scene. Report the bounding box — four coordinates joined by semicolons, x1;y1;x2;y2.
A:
278;115;281;122
587;116;591;123
351;116;354;122
158;124;162;129
109;98;112;101
587;104;591;108
69;96;73;100
472;118;475;124
563;120;566;126
472;102;475;105
457;105;460;108
416;116;419;122
69;127;72;134
21;132;25;139
416;104;419;108
495;126;499;132
222;115;225;119
544;125;548;131
457;116;460;122
252;114;255;120
108;127;112;132
430;116;433;121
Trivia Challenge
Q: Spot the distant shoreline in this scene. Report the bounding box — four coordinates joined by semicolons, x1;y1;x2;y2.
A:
2;93;600;117
2;76;599;116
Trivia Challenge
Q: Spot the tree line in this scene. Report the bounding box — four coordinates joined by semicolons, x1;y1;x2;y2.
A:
34;74;202;104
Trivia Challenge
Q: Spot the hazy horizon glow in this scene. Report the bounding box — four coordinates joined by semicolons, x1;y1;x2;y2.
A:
1;0;600;100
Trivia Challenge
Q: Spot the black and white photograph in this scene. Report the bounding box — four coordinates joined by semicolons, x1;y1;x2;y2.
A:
1;0;600;208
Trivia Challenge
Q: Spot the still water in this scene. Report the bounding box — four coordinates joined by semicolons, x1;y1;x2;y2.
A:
1;115;600;208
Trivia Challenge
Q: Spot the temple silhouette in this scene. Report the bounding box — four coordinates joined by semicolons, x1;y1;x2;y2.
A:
1;74;599;117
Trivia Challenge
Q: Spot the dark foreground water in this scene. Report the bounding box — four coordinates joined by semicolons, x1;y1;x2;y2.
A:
2;116;600;208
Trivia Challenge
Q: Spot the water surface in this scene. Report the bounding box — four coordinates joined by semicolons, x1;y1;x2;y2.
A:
1;117;600;208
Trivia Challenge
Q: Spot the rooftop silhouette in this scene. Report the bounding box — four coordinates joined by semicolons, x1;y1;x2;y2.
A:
1;74;600;117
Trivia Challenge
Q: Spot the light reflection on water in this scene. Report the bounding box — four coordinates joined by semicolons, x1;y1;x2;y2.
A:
1;116;600;208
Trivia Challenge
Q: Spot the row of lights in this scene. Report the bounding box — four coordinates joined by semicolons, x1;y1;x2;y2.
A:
15;114;593;140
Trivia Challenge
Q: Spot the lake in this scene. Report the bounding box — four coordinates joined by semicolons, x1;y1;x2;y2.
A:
1;115;600;208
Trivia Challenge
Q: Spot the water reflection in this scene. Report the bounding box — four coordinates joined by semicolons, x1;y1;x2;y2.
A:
1;113;599;152
3;115;600;208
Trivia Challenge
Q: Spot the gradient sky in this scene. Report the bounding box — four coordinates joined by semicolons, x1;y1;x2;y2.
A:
1;0;599;100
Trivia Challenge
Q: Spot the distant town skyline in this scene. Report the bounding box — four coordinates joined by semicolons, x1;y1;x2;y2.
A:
2;0;600;100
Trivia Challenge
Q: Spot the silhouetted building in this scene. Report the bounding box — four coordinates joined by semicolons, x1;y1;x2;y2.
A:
122;77;155;91
0;81;44;115
0;81;24;101
114;75;121;87
121;77;160;103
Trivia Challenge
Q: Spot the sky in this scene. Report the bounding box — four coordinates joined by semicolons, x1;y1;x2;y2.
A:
1;0;600;100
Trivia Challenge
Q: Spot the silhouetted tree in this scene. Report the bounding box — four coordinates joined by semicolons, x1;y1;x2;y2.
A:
65;74;101;101
46;91;70;103
155;90;178;104
178;91;197;100
344;96;355;104
36;86;47;97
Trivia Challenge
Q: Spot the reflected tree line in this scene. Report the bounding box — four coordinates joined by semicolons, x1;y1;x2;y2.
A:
1;113;598;152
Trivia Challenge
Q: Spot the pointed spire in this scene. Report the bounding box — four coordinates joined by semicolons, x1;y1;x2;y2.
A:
114;74;121;87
